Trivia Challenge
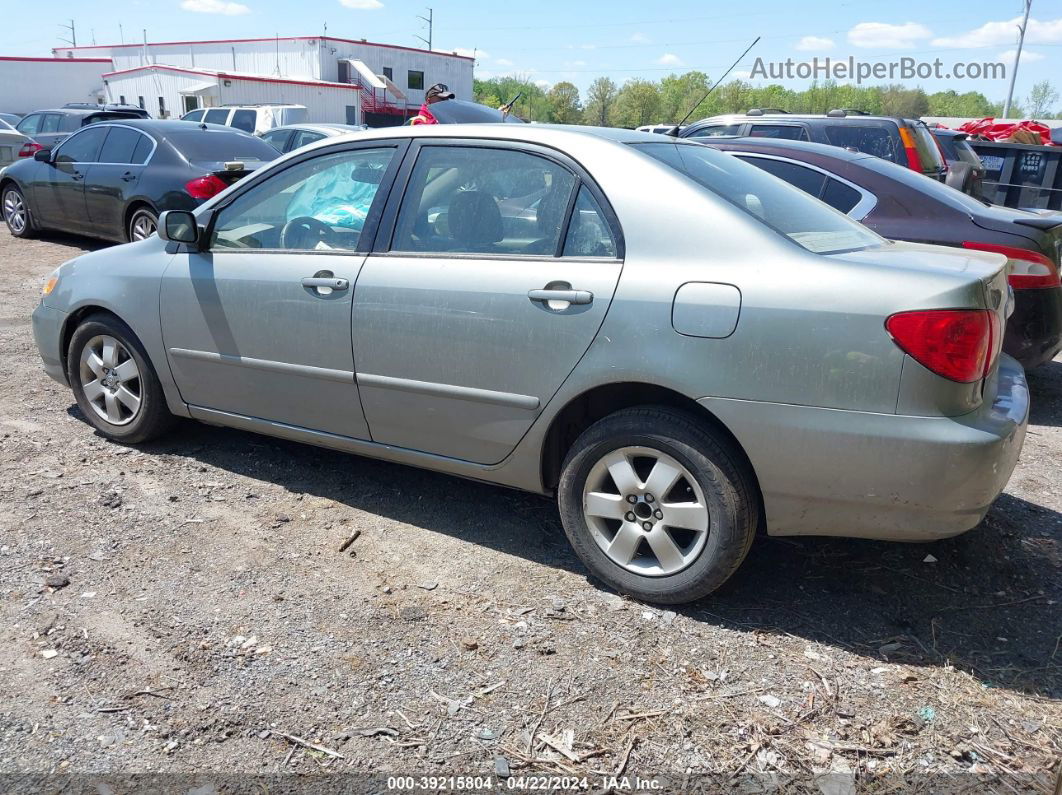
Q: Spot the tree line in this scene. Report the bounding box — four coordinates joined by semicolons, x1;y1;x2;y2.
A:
473;75;1062;127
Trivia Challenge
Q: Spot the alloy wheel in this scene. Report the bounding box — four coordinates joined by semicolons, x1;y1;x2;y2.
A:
130;212;157;241
78;335;142;426
582;446;710;577
3;190;26;234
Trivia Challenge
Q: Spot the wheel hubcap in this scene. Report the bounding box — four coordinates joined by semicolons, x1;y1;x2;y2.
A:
3;191;26;234
79;335;142;426
582;446;709;577
131;213;156;241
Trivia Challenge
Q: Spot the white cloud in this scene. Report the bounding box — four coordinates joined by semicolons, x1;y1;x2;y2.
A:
338;0;382;9
657;53;682;66
847;21;932;49
997;48;1045;65
630;32;651;44
934;16;1062;48
535;79;550;88
731;69;753;80
180;0;250;14
795;35;834;51
494;58;514;67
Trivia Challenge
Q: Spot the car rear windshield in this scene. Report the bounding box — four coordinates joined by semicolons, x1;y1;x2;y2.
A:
823;124;900;163
168;131;279;163
633;142;883;255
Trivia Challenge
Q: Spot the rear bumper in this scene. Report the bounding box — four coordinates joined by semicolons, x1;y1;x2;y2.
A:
698;355;1029;541
1005;286;1062;369
31;301;69;386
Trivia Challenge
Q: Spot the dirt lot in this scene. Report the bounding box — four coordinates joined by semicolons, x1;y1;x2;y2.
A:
0;227;1059;791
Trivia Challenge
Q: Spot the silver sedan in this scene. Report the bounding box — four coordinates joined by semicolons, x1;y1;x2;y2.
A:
27;124;1029;604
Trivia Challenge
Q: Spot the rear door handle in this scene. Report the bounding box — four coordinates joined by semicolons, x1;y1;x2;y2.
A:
302;276;349;290
120;172;136;182
528;288;593;305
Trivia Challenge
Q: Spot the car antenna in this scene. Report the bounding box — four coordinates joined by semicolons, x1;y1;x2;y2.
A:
667;36;760;137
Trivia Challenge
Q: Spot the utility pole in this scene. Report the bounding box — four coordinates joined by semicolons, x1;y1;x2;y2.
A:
415;8;433;51
119;23;124;44
58;19;77;47
1002;0;1032;119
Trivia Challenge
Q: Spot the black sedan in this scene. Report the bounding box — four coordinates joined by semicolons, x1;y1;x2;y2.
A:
702;137;1062;370
1;120;277;243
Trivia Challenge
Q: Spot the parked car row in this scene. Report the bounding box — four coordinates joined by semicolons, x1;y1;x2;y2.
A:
25;124;1034;605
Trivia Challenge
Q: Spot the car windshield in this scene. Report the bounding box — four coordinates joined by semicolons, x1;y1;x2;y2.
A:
168;131;279;163
633;142;883;255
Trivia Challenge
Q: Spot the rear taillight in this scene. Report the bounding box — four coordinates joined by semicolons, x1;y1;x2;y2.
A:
184;174;228;200
962;241;1061;289
898;126;922;172
18;142;42;158
886;309;993;383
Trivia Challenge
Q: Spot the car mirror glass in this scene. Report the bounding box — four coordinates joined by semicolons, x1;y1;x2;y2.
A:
159;210;199;245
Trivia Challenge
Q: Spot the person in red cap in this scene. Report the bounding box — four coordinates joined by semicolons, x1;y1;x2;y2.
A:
410;83;455;125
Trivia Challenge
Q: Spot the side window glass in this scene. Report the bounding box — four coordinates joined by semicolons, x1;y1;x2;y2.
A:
130;134;154;165
204;108;230;126
211;147;396;251
739;156;827;199
260;129;291;151
821;178;863;215
40;114;62;133
231;110;256;133
562;186;618;258
690;124;741;138
54;127;108;164
392;146;577;256
98;126;142;164
183;109;205;123
291;130;326;150
16;114;42;135
749;124;809;141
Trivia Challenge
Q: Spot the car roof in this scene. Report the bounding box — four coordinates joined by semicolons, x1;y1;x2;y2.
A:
688;113;911;126
88;119;250;136
698;136;877;163
268;123;365;134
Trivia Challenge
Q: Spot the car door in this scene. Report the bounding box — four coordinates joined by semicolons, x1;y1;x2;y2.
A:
159;141;406;438
351;141;624;465
32;125;108;234
85;125;154;238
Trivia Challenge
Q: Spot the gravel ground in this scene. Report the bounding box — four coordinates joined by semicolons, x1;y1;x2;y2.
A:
0;228;1059;791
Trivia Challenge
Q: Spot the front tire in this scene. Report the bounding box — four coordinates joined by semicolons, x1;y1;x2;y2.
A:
66;314;175;444
557;406;758;604
2;185;34;238
127;207;158;242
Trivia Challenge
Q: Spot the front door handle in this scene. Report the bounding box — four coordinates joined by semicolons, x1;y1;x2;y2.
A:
302;276;349;291
528;288;593;305
71;172;84;181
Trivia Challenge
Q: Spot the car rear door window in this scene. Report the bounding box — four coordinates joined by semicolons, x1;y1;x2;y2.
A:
749;124;809;141
98;126;144;164
130;133;154;164
291;130;326;150
211;147;397;251
183;109;206;123
40;114;62;133
821;178;864;214
391;146;578;256
687;123;742;138
231;110;257;133
16;114;42;136
824;125;899;163
739;156;827;198
260;129;293;151
54;126;108;164
563;186;617;258
204;108;230;126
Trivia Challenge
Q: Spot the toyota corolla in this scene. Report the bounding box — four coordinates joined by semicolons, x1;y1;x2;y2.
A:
30;125;1029;604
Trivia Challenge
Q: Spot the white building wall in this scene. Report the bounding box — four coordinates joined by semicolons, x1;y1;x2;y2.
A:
322;41;474;108
103;69;204;119
0;58;108;114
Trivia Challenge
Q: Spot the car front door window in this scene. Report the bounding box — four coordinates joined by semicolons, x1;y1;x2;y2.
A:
54;127;108;164
211;147;398;252
16;114;42;136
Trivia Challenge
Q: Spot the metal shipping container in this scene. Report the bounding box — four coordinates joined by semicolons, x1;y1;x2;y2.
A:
971;140;1062;211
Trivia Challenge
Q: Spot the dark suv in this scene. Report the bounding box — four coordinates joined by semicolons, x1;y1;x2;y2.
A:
14;107;147;153
680;109;947;181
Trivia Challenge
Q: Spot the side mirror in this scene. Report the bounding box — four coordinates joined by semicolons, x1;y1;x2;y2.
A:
158;210;200;246
33;148;53;163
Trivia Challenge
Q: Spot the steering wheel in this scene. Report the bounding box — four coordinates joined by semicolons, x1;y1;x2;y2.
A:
279;216;339;249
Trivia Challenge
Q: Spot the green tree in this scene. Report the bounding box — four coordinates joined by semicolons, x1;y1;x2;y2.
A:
583;77;618;126
546;81;582;124
658;71;711;123
610;79;662;128
879;84;929;118
1025;80;1059;119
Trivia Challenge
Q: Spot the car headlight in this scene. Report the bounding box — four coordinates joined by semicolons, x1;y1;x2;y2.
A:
42;268;60;296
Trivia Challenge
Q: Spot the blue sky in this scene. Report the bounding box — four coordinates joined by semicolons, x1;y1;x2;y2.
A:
5;0;1061;103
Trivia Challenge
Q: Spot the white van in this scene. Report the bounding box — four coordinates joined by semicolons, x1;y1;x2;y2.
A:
180;105;307;135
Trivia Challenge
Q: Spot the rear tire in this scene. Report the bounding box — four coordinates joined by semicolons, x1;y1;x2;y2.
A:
127;207;158;242
66;314;175;444
557;406;758;604
2;185;34;238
